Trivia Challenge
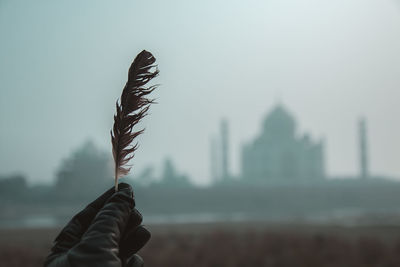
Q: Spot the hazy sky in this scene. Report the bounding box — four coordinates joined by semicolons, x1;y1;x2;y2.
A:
1;0;400;185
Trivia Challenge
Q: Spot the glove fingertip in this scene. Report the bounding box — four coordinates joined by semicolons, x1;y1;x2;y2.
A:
116;183;134;198
107;185;135;209
127;254;144;267
137;226;151;243
120;226;151;257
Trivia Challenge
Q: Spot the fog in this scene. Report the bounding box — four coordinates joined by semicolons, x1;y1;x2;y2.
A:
1;0;400;185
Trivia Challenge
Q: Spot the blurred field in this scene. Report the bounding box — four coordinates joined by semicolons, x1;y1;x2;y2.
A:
2;222;400;267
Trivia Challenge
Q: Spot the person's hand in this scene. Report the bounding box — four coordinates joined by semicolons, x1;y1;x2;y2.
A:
44;183;150;267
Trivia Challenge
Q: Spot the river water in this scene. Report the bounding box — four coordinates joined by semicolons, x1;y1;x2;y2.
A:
0;209;376;229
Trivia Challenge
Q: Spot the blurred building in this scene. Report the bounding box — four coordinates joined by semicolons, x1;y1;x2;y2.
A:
55;140;111;199
156;158;191;187
241;105;325;181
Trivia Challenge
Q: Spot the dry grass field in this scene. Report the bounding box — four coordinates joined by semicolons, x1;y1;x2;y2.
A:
2;222;400;267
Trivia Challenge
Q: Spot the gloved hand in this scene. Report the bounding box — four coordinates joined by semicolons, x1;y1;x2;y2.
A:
44;183;151;267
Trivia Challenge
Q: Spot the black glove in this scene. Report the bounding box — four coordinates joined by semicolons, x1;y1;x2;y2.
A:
44;183;151;267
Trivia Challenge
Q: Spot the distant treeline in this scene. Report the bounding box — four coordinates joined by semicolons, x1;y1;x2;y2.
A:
2;140;400;225
0;140;192;204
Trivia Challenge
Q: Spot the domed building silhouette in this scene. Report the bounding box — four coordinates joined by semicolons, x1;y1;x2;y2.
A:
241;105;325;182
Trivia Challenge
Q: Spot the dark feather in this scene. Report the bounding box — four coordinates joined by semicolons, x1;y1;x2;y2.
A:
111;50;159;190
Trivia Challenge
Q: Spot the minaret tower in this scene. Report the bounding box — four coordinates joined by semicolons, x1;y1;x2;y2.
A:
358;117;369;179
210;136;220;183
220;119;230;180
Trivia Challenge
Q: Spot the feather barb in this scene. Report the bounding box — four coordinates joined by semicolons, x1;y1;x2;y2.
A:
110;50;159;191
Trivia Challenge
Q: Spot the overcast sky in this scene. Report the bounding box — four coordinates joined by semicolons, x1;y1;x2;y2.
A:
1;0;399;185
